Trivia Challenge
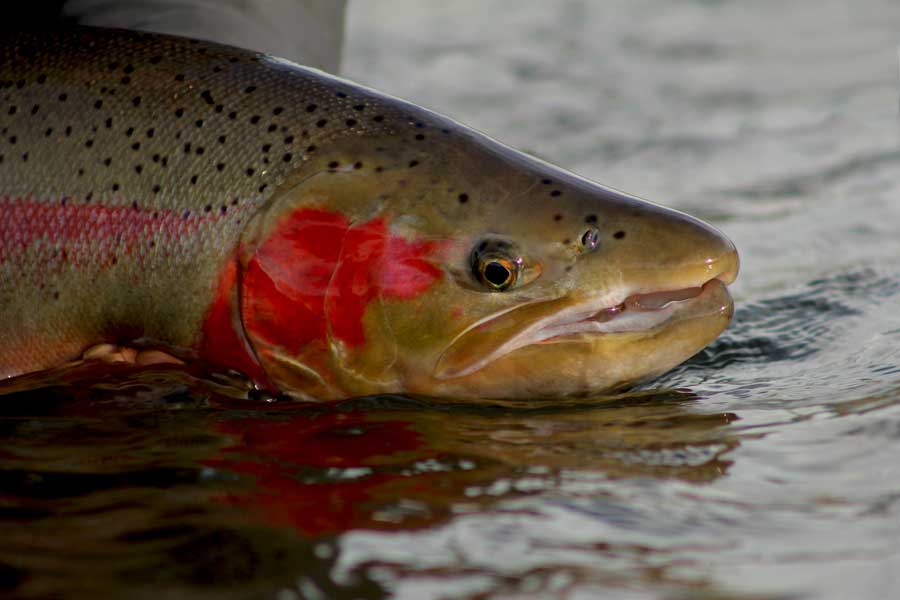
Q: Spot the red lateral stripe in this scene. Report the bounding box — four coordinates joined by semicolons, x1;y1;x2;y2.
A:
0;196;221;267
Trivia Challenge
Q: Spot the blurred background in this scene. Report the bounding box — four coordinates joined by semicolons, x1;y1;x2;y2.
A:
346;0;900;298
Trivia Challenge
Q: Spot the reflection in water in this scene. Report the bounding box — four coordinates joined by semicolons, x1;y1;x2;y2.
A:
207;409;433;535
0;365;737;597
208;391;737;537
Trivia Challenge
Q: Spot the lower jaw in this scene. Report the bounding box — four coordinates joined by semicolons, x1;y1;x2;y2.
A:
420;312;732;400
416;282;734;400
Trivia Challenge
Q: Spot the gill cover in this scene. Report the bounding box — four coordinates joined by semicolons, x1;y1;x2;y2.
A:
238;167;448;398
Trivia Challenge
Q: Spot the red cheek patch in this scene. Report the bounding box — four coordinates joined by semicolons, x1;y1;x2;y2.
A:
242;209;347;354
200;260;274;389
242;208;444;355
381;234;446;300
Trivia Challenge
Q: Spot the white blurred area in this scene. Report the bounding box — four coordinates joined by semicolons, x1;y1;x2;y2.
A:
61;0;347;72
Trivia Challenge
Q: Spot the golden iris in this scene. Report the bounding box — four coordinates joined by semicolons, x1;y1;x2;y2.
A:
478;256;517;291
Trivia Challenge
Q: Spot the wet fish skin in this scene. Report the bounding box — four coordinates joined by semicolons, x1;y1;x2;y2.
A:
0;28;738;399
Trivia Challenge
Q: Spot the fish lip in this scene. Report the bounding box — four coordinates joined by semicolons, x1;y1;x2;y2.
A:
532;277;733;343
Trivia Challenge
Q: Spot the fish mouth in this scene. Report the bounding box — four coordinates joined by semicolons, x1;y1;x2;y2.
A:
434;273;735;380
533;279;729;343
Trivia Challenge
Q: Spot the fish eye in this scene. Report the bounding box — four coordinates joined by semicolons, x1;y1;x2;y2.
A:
581;228;600;252
471;239;520;292
479;258;517;291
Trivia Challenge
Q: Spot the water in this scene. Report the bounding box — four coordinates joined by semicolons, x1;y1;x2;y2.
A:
2;1;900;598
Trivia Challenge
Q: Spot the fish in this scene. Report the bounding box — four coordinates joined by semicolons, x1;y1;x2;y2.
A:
0;28;739;400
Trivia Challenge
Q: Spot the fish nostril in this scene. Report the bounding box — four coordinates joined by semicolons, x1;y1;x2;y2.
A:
581;228;600;251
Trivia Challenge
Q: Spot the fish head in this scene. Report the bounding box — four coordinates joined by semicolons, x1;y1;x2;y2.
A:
238;105;738;400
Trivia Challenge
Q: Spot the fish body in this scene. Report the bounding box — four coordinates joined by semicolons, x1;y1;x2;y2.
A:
0;28;738;399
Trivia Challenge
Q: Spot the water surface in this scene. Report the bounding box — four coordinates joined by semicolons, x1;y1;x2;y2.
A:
3;1;900;598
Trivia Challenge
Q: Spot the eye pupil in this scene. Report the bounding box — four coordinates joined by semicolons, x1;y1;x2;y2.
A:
484;261;511;287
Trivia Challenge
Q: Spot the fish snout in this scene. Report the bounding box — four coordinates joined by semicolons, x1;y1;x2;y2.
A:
574;195;739;296
667;210;739;289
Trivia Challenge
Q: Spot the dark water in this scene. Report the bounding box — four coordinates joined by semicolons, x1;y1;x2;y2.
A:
3;1;900;598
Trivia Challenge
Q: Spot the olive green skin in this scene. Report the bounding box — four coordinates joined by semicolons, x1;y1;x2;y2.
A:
0;28;737;399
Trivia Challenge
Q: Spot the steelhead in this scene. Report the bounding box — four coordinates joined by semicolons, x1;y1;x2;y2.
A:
0;28;739;400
